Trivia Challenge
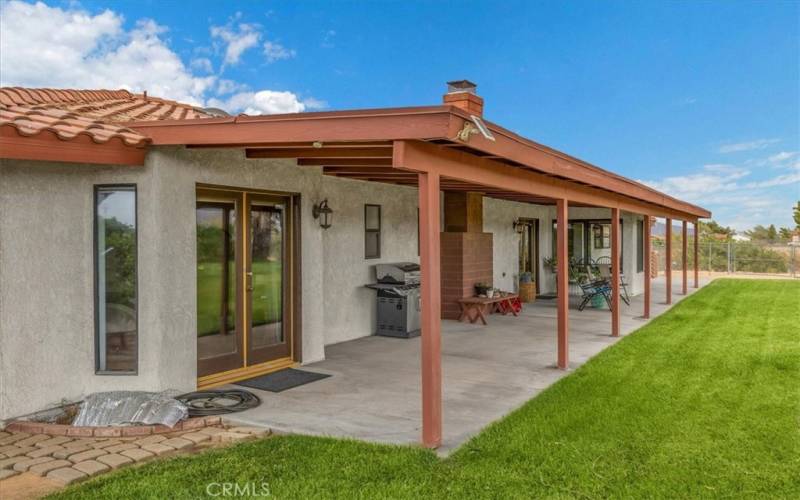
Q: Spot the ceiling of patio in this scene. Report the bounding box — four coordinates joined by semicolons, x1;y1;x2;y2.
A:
241;140;592;207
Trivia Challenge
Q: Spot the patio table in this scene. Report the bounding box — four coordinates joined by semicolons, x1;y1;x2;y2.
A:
457;293;520;325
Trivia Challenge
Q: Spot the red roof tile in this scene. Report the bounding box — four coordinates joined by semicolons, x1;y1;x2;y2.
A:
0;87;219;163
0;105;149;147
0;87;214;122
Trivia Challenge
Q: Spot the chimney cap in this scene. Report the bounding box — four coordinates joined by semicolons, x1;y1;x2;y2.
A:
446;80;477;94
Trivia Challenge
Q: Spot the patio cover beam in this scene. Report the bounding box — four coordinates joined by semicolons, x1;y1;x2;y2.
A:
682;221;689;295
694;222;700;288
666;219;673;304
643;216;652;319
392;140;699;221
611;208;621;337
247;147;393;159
131;108;709;219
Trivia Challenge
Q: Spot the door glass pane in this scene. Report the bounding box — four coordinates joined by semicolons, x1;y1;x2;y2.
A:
96;187;137;372
519;224;532;273
196;204;238;360
572;223;585;260
250;204;284;347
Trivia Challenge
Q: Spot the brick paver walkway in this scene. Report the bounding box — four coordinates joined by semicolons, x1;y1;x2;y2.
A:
0;423;268;494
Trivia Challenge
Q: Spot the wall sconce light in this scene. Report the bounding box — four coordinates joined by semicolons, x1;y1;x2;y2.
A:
513;219;526;234
313;199;333;229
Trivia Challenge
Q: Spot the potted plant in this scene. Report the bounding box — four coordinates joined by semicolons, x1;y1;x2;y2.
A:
543;257;557;273
518;272;536;303
474;282;492;297
591;293;607;309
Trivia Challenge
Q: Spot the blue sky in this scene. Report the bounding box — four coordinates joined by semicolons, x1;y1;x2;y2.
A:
1;0;797;230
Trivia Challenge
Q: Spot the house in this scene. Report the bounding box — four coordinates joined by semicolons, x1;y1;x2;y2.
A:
0;82;710;447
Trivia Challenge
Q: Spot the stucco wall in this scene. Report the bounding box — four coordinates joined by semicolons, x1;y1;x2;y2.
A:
0;158;182;420
0;147;423;419
319;176;419;346
483;202;644;296
483;198;554;293
0;147;645;420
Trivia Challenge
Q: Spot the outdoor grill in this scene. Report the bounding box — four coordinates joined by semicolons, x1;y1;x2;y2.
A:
365;262;421;338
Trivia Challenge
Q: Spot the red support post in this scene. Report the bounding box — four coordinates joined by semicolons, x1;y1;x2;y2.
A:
665;218;672;304
418;171;442;448
556;199;569;369
611;208;621;336
682;220;688;295
694;221;700;288
643;215;651;319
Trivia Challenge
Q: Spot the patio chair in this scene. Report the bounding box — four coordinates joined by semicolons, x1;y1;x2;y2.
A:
578;280;613;311
595;263;631;305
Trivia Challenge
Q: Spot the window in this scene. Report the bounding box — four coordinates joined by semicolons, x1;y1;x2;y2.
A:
365;204;381;259
593;224;611;249
95;186;137;373
551;221;585;261
637;219;645;273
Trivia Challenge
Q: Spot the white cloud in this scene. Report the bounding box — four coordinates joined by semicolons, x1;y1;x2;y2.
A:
301;97;328;110
767;151;798;164
208;90;325;115
639;161;799;230
216;79;248;95
639;164;749;201
210;19;261;66
263;40;296;62
321;29;336;48
191;57;213;73
0;2;324;115
717;138;780;153
744;163;800;189
0;0;215;105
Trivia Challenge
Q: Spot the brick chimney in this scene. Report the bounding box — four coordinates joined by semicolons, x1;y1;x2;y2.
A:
443;80;483;116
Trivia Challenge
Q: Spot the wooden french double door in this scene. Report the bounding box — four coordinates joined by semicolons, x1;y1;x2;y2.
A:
195;187;296;382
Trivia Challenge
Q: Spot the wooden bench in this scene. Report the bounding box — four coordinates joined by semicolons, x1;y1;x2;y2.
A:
457;293;519;325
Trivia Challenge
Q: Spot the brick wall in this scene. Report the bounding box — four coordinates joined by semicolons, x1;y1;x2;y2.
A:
440;232;494;319
650;250;659;278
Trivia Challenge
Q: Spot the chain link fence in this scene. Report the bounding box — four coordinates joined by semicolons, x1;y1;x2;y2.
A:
652;239;799;278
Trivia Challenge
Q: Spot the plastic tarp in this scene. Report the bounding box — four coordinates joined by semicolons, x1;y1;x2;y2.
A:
72;391;188;428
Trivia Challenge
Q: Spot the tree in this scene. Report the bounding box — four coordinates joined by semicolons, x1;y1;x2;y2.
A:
698;220;734;241
779;227;794;240
745;224;781;243
794;201;800;231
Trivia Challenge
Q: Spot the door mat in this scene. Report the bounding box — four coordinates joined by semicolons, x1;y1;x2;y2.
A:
536;293;557;299
235;368;331;393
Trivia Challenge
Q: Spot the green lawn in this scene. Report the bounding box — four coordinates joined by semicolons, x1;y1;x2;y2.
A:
53;279;800;499
197;261;282;336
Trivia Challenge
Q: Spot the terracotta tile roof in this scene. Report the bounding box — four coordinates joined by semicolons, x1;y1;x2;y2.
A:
0;87;214;122
0;87;220;164
0;104;149;147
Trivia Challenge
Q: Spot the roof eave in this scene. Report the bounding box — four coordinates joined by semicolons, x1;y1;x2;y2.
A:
0;127;147;166
125;105;710;219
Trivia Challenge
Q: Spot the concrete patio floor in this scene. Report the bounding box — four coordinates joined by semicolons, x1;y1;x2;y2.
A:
227;276;708;453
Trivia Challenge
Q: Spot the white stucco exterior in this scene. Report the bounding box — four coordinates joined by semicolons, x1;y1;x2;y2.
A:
0;147;646;420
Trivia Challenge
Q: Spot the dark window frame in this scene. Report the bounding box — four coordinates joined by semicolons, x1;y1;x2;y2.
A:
364;204;381;259
94;184;139;375
551;218;625;265
593;224;611;249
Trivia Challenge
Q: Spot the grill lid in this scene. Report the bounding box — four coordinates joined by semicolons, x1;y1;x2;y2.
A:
374;262;420;284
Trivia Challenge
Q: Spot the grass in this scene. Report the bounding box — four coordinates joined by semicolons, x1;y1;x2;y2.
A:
52;279;800;499
197;261;282;336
